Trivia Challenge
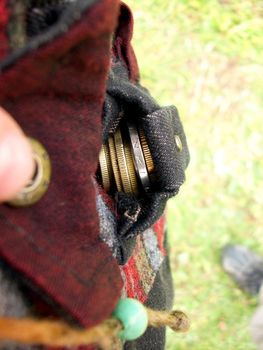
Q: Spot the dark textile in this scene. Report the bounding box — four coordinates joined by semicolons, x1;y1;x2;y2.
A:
0;0;122;328
103;12;190;244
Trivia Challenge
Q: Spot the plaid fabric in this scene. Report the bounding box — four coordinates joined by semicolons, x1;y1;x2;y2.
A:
0;0;123;328
97;187;167;302
120;224;166;302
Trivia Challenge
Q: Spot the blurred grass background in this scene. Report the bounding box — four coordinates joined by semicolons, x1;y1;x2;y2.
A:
125;1;263;349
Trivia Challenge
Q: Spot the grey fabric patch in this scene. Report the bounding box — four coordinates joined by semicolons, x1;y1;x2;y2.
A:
96;193;119;258
142;228;164;272
0;267;29;318
0;265;37;350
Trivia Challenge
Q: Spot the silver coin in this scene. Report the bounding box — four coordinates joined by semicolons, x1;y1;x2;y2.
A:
127;121;151;191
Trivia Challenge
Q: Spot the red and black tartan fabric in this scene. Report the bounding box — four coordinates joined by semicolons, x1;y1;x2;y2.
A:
0;1;189;349
0;0;123;329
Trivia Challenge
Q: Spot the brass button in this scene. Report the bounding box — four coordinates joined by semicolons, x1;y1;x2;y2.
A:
175;135;183;153
8;138;51;207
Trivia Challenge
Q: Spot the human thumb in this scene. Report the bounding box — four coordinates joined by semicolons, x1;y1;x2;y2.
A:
0;107;34;202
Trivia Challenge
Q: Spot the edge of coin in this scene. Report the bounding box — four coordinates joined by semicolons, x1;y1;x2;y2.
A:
127;121;151;192
123;137;139;196
108;135;123;192
99;144;112;192
114;128;133;194
138;128;155;174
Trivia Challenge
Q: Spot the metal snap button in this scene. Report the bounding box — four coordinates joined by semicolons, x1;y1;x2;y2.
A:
175;135;183;153
8;138;51;207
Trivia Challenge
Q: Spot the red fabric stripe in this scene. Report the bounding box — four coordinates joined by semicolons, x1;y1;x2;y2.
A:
122;256;147;302
113;3;139;83
153;216;167;256
0;0;9;59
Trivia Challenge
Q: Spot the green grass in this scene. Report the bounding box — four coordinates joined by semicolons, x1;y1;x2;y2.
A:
125;1;263;349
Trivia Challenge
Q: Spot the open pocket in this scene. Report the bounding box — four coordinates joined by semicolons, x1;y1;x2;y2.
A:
97;60;190;265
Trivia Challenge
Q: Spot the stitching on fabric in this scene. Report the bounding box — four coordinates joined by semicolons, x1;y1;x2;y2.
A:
124;206;140;223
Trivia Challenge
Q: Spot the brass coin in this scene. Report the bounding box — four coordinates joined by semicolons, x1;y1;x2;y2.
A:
123;137;139;195
8;138;51;207
99;143;113;192
104;142;115;189
108;135;123;192
114;128;133;194
138;128;155;174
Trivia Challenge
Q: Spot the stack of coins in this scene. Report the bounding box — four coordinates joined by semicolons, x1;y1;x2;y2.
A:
98;121;155;196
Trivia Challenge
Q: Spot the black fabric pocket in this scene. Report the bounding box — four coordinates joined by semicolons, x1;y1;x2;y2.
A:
101;60;190;264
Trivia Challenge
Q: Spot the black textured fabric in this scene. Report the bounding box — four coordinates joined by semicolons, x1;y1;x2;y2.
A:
103;61;190;242
26;1;68;38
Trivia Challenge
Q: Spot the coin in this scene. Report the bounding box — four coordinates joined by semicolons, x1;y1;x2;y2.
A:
114;128;133;193
99;143;113;192
108;135;123;192
123;136;139;195
127;121;151;192
138;128;155;174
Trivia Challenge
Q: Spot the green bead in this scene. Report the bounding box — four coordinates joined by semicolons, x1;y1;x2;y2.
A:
112;298;148;341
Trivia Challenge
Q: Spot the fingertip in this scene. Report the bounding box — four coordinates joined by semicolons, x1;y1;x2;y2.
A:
0;109;34;202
